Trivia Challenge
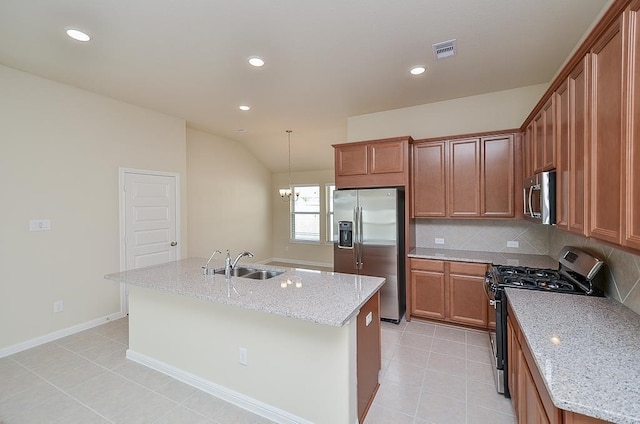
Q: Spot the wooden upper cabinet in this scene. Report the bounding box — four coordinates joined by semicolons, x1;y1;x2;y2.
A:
532;97;556;174
589;18;624;245
624;0;640;250
524;123;534;178
533;110;545;173
543;97;556;170
556;82;570;230
413;141;447;217
333;137;410;189
449;138;481;217
568;57;589;236
481;135;515;217
335;143;368;176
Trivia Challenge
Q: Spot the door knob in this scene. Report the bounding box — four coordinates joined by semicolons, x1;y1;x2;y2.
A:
170;241;177;246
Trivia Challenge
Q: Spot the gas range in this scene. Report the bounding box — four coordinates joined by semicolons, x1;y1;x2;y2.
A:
486;246;605;297
489;265;588;295
485;246;605;398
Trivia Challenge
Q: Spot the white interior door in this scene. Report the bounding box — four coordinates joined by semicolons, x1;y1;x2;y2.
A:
120;169;180;312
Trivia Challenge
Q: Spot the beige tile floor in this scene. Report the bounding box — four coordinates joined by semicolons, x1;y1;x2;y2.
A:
0;316;515;424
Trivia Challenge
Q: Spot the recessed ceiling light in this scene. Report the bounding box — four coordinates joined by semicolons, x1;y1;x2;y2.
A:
239;105;251;111
248;56;265;67
410;66;426;75
66;29;91;42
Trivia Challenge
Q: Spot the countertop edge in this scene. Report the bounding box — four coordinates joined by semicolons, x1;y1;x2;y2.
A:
105;259;385;328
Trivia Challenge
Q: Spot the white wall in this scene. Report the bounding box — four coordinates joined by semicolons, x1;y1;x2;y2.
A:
271;170;335;266
0;65;187;351
347;84;548;141
187;128;272;263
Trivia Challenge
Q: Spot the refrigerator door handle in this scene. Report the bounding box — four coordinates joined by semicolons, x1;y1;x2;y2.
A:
358;206;364;270
353;206;359;270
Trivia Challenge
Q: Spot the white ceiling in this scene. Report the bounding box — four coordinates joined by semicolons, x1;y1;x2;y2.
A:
0;0;610;172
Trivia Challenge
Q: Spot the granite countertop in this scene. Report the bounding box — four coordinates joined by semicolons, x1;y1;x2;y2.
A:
105;258;385;327
409;247;558;269
506;288;640;424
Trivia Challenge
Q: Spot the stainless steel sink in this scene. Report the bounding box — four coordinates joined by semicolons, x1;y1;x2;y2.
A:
214;267;283;280
242;270;284;280
214;266;257;277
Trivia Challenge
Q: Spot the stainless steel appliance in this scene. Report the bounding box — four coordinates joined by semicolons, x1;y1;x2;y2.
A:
334;188;405;323
523;170;556;224
484;246;604;397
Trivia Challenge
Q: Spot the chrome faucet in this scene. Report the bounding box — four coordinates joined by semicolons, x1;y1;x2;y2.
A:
232;251;254;268
202;249;222;275
224;250;255;279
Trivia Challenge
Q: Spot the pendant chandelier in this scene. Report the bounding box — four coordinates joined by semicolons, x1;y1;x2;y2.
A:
279;130;299;202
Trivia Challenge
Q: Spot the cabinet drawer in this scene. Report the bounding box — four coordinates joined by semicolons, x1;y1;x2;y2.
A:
410;258;445;272
449;261;487;276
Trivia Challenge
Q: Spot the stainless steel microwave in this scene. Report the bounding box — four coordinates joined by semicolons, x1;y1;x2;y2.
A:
523;171;556;224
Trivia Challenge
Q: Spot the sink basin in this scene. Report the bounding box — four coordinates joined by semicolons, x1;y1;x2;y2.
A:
243;270;284;280
213;267;283;280
213;266;257;277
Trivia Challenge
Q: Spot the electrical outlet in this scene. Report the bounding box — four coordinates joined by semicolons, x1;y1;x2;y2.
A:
53;300;63;313
239;347;248;366
507;241;519;248
435;238;445;245
30;219;51;232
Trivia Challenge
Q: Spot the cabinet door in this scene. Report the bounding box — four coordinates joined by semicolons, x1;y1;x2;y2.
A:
449;138;480;217
624;1;640;250
411;270;446;320
448;262;488;327
533;111;545;173
543;97;556;170
507;316;519;414
481;135;515;217
524;123;534;179
370;139;405;174
413;142;447;217
335;144;368;176
556;83;569;230
521;359;551;424
569;57;589;236
357;291;380;423
590;19;624;245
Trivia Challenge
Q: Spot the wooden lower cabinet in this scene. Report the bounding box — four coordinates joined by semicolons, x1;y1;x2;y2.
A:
357;291;381;423
410;259;489;328
508;303;609;424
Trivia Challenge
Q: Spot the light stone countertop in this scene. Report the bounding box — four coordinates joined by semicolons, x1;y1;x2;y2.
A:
409;247;559;269
506;288;640;424
105;258;385;327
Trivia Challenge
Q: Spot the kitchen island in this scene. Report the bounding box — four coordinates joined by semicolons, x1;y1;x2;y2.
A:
105;258;385;424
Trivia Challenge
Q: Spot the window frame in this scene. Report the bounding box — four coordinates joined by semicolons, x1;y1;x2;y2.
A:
289;184;321;243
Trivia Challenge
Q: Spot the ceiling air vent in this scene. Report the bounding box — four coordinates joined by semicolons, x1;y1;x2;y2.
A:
432;39;457;60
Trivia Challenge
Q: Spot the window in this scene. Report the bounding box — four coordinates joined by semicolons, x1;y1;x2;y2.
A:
326;184;335;242
291;185;320;242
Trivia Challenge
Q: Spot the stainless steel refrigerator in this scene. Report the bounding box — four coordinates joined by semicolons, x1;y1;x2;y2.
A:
333;187;406;323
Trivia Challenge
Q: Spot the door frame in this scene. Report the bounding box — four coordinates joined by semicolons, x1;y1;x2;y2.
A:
118;168;182;314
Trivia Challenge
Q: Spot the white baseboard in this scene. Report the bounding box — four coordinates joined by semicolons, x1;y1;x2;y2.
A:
0;312;126;359
264;257;333;270
126;349;313;424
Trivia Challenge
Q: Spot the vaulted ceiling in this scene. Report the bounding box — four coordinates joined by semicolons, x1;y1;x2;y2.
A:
0;0;611;172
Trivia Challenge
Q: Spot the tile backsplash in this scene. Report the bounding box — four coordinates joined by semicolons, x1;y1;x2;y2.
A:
414;219;640;315
415;219;550;254
549;227;640;315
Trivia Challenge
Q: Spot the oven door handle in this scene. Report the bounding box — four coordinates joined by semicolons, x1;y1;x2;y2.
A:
483;273;496;306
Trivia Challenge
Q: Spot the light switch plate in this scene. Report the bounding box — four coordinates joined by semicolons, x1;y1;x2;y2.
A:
30;219;51;231
435;238;445;245
507;240;519;248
